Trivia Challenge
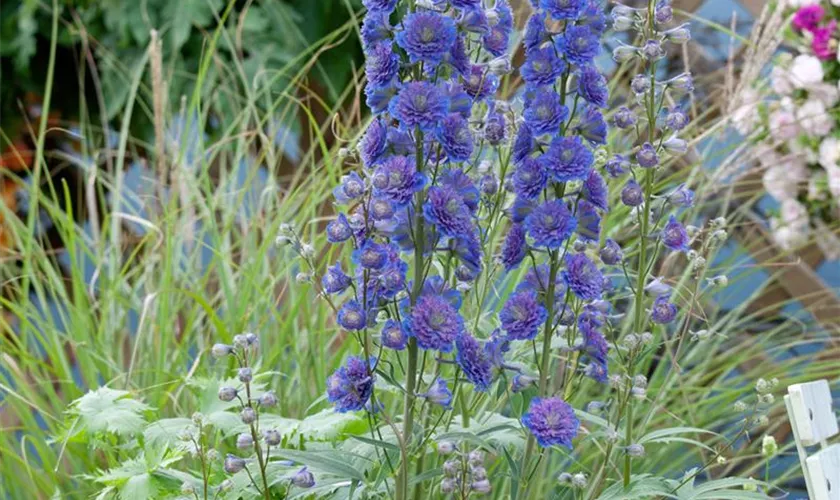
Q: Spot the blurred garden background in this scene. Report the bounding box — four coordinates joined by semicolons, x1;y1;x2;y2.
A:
1;0;839;498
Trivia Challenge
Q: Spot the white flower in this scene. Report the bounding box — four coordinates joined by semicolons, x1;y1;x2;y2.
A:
790;55;824;88
771;66;794;95
771;199;811;251
731;88;760;135
768;109;800;141
762;161;806;201
797;99;834;136
771;220;809;250
827;166;840;198
806;82;840;107
819;137;840;169
780;198;810;228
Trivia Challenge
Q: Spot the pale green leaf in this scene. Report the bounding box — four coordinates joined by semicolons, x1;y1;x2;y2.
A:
69;387;150;436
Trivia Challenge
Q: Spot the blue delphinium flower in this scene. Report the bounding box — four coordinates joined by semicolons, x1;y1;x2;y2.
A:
513;124;536;165
484;111;507;146
361;12;392;50
582;170;609;210
522;397;580;448
405;293;464;352
577;65;609;108
557;25;600;65
575;104;608;145
600;239;623;265
327;214;354;243
662;215;689;251
366;83;398;115
513;157;548;200
523;11;550;52
636;142;659;168
334;171;365;204
521;47;565;88
562;253;604;300
525;200;578;248
524;89;569;135
667;184;695;206
542;136;593;182
500;290;548;341
381;319;408;350
390;82;450;130
437;114;474;162
372;155;426;206
337;300;368;331
575;199;601;242
621;179;644;207
651;294;678;324
323;263;352;294
366;43;400;89
463;65;499;100
424;185;473;237
353;240;389;270
541;0;586;20
396;11;457;65
440;168;480;213
501;224;527;271
422;377;453;408
511;373;537;393
327;356;374;412
362;0;397;12
483;0;513;56
456;333;495;391
359;118;388;168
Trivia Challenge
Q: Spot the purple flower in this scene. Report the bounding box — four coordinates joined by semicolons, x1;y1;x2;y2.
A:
665;109;688;131
372;155;426;206
360;118;388;168
577;65;609;108
605;154;629;177
292;466;316;488
370;197;395;221
542;136;593;182
396;11;457;64
353;240;389;270
512;374;537;392
613;107;636;129
451;0;481;9
442;81;473;117
518;264;566;301
437;113;474;162
440;168;480;213
461;8;490;34
366;43;399;90
651;294;678;324
333;171;365;204
575;104;607;145
381;319;408;350
563;253;604;300
420;275;463;310
422;377;453;408
513;157;548;200
667;184;694;207
541;0;586;20
361;12;392;50
337;300;367;331
557;25;600;66
483;0;513;56
662;215;689;251
447;37;471;77
500;290;547;340
524;12;550;53
621;179;644;207
580;0;608;33
501;223;528;271
600;239;623;265
362;0;397;12
327;356;374;412
456;333;495;391
484;111;507;145
582;170;608;210
793;5;824;31
512;123;535;165
576;199;601;242
405;294;464;351
524;89;569;135
327;213;353;243
522;397;580;448
521;47;565;88
636;142;659;168
424;185;473;237
323;263;352;294
526;200;577;249
365;83;398;114
463;65;499;101
390;82;450;130
452;232;483;274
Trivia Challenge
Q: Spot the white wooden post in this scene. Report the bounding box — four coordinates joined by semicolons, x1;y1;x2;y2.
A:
785;380;839;500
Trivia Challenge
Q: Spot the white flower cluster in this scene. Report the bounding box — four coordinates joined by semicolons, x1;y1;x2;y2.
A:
741;50;840;256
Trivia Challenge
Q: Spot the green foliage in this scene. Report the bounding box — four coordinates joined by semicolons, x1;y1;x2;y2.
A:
67;387;151;437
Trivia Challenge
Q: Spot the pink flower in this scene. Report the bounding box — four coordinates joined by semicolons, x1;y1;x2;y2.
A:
793;5;824;31
812;21;837;60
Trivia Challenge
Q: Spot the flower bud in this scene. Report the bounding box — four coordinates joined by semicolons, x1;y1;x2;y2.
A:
663;135;687;155
761;435;778;457
625;443;645;458
488;57;512;75
264;429;282;446
218;386;238;402
241;407;257;425
760;394;775;405
641;40;665;60
631;74;651;95
259;391;279;407
295;272;312;283
621;180;644;207
633;375;648;388
275;235;292;246
612;15;634;31
192;412;205;425
664;23;691;44
471;479;491;494
711;217;727;229
441;478;458;493
300;243;316;259
471;466;487;481
558;472;573;484
756;415;769;427
613;107;636;129
512;373;537;393
716;455;727;465
755;378;772;394
744;478;758;492
734;401;748;412
233;334;248;348
211;343;233;358
623;334;639;349
292;467;315;488
639;332;654;344
236;433;254;449
708;275;728;287
468;450;485;466
655;2;674;23
238;367;253;383
437;441;456;455
645;277;671;296
571;473;587;489
206;449;220;461
279;223;293;234
224;454;246;474
631;386;647;399
338;147;352;159
443;460;460;477
667;72;694;93
218;479;234;492
666;109;689;131
613;44;638;62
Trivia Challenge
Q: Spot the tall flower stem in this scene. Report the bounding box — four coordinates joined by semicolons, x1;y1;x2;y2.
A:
397;127;426;500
